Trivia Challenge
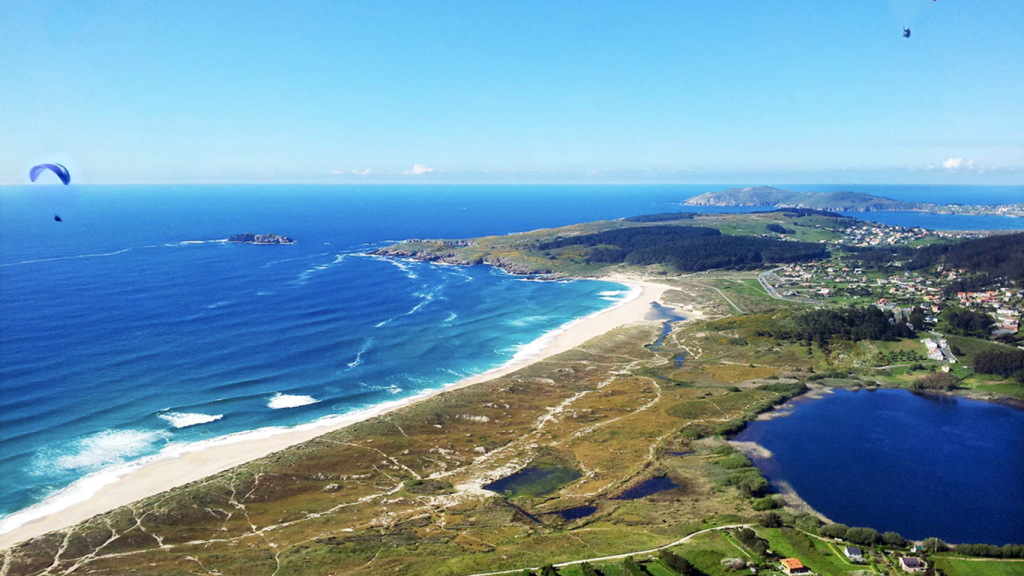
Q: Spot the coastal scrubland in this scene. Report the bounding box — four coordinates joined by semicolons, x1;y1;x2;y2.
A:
4;213;1023;575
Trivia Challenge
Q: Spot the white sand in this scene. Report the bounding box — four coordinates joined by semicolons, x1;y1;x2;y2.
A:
0;278;678;549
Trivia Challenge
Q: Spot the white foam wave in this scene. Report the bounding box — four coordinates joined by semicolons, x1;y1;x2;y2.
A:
159;412;224;428
169;239;228;246
389;259;418;279
295;253;347;284
31;429;168;475
0;388;451;537
0;248;132;268
405;293;433;315
507;315;548;327
267;393;320;409
598;290;626;297
346;339;374;369
501;282;641;367
444;312;458;323
206;300;233;309
0;281;643;539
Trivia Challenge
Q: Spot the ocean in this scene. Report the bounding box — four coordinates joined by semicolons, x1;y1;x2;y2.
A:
0;183;1021;534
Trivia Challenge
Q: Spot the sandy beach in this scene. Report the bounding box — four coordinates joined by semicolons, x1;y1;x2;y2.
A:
0;276;681;549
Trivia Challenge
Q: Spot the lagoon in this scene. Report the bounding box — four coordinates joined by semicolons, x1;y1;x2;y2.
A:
733;388;1024;545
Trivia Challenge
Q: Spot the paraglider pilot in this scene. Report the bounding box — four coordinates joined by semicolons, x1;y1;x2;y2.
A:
903;28;911;38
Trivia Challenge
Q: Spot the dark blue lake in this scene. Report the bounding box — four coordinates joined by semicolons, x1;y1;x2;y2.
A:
734;388;1024;545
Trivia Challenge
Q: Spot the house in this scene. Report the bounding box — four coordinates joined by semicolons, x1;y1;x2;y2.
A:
843;546;864;562
780;558;811;575
900;557;927;572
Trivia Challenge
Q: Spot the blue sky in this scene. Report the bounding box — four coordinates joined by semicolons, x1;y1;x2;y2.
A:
1;0;1022;184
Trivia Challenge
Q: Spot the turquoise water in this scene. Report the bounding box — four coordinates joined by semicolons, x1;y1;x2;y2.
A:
0;184;1020;536
734;388;1024;544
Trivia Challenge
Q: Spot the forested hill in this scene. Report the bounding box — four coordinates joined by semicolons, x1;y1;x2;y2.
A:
537;226;829;272
845;233;1024;283
907;232;1024;283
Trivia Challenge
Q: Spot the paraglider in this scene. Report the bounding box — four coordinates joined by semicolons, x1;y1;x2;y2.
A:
29;163;71;185
29;163;71;222
903;27;911;38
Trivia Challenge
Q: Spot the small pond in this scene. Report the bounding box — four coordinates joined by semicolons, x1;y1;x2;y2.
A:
733;388;1024;544
614;476;679;500
549;505;598;520
483;465;582;498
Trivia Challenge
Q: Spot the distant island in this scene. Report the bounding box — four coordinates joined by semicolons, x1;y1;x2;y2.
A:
684;186;1024;217
227;233;294;245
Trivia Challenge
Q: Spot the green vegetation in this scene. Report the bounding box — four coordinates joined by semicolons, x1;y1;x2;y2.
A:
767;306;913;344
974;347;1024;381
538;225;829;272
6;213;1022;576
932;557;1024;576
944;306;996;337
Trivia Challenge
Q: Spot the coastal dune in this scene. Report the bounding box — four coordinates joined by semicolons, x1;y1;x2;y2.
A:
0;277;676;549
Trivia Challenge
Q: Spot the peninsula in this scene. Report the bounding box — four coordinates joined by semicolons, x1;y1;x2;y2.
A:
684;186;1024;217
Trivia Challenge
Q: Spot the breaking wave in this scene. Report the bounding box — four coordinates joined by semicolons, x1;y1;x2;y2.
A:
158;412;224;429
267;393;320;409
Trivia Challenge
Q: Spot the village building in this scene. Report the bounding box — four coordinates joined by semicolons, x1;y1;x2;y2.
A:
780;557;812;575
843;546;864;562
900;556;927;572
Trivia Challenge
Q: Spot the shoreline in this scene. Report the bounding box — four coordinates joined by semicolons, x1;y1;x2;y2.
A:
0;275;679;550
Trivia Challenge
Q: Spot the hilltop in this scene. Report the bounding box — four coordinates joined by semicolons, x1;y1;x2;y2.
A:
685;187;919;212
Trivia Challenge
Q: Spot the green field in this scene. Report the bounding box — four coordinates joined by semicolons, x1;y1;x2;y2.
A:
932;557;1024;576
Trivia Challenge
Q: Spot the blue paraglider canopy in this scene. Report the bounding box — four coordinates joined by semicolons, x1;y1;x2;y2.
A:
29;163;71;185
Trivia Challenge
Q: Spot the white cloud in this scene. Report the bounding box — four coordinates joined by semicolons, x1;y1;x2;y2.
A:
351;169;371;175
403;164;435;175
330;169;344;175
941;157;977;170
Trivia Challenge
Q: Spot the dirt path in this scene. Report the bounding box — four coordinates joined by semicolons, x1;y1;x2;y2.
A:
464;524;751;576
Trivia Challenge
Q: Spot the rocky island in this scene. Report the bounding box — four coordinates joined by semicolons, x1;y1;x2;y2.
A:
227;233;295;245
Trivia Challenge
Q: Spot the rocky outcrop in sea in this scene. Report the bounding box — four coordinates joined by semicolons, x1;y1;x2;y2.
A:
228;233;295;245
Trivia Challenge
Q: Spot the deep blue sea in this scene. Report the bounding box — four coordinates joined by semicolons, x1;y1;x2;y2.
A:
735;388;1024;545
0;184;1021;536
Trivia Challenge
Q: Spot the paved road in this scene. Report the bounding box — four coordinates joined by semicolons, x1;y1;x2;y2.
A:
464;524;751;576
757;269;820;305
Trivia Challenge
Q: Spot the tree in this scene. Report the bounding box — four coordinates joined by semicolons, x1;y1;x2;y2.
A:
661;550;703;575
943;308;995;337
922;537;949;552
912;372;958;391
973;348;1024;378
820;523;849;539
760;512;784;528
882;531;906;548
735;528;770;559
580;562;601;576
622;556;646;576
540;565;558;576
752;496;782;511
845;527;881;545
